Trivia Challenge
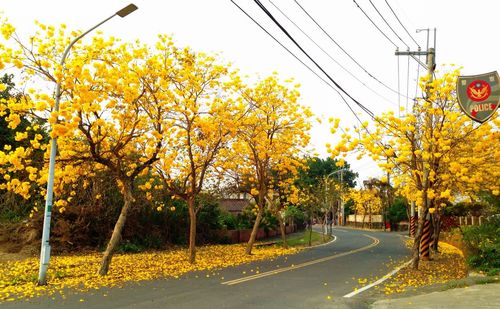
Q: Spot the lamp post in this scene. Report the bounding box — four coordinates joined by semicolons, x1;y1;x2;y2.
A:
325;168;347;226
37;3;138;286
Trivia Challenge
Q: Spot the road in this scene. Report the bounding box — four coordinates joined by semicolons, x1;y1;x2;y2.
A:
5;228;410;308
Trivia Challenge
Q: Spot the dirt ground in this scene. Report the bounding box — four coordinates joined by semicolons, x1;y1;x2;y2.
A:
0;222;39;262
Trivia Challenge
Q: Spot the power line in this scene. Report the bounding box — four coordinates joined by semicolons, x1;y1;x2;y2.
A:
251;0;375;118
228;0;372;123
252;0;411;170
293;0;410;100
368;0;410;49
228;1;332;91
267;0;396;107
230;0;409;174
352;0;398;48
384;0;420;48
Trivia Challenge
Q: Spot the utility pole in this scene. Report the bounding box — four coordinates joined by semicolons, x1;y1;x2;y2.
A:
340;170;344;226
395;28;436;262
325;168;347;226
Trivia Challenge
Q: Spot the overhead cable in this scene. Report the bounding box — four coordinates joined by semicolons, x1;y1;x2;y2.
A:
229;0;367;119
384;0;420;48
268;0;396;106
294;0;410;100
252;0;375;117
368;0;410;49
230;0;410;171
352;0;398;48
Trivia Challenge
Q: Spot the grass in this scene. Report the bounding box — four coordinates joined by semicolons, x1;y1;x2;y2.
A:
285;230;332;247
442;276;500;291
475;277;500;285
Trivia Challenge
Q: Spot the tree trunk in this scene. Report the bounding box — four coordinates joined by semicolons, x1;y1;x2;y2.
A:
308;216;313;246
411;206;430;270
321;215;326;242
278;215;287;248
411;214;424;270
246;206;263;255
99;181;134;276
431;213;441;252
187;196;197;263
406;203;411;237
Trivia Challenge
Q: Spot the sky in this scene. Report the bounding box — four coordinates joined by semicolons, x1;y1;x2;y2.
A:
1;0;499;185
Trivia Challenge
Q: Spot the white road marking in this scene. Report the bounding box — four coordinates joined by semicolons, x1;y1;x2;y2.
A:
343;259;412;298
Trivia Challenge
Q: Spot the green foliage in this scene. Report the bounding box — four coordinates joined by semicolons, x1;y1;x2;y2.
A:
462;216;500;274
0;191;39;222
218;206;286;231
2;167;290;250
296;157;358;189
0;74;37;150
117;241;144;253
387;196;408;224
260;209;279;231
285;205;305;226
196;194;224;243
218;211;238;230
477;190;500;215
343;199;355;215
445;202;487;216
0;74;17;149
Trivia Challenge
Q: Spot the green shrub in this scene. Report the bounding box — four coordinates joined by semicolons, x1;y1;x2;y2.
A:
218;211;238;230
462;216;500;273
387;197;408;224
285;205;305;227
117;241;144;253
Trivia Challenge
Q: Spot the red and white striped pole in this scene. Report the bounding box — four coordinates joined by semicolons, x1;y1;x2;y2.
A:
409;201;416;237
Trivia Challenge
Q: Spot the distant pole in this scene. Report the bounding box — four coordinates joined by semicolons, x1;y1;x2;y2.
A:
325;168;347;227
37;3;138;286
340;170;344;226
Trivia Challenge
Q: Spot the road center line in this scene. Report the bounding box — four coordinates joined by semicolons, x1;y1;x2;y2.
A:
221;234;380;286
343;259;412;298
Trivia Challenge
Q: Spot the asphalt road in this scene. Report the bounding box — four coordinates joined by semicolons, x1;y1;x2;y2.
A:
5;228;410;309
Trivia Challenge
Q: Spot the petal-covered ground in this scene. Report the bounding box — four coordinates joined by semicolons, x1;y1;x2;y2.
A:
380;241;467;294
0;244;300;302
350;240;467;296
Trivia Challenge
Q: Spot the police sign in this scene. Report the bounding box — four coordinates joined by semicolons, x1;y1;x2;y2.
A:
457;71;500;123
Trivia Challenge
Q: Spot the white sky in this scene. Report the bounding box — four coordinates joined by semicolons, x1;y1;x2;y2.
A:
2;0;499;184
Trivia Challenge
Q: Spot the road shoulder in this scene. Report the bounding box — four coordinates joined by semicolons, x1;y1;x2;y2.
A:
371;282;500;308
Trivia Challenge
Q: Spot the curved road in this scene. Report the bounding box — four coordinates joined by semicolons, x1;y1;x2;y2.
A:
6;228;410;308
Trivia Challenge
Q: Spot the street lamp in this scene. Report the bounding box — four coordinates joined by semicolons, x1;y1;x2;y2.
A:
37;3;138;285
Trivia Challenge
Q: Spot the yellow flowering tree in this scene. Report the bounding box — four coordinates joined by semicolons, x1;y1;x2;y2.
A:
330;68;499;269
232;75;311;255
154;48;241;264
348;186;382;228
295;184;322;246
0;20;180;275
